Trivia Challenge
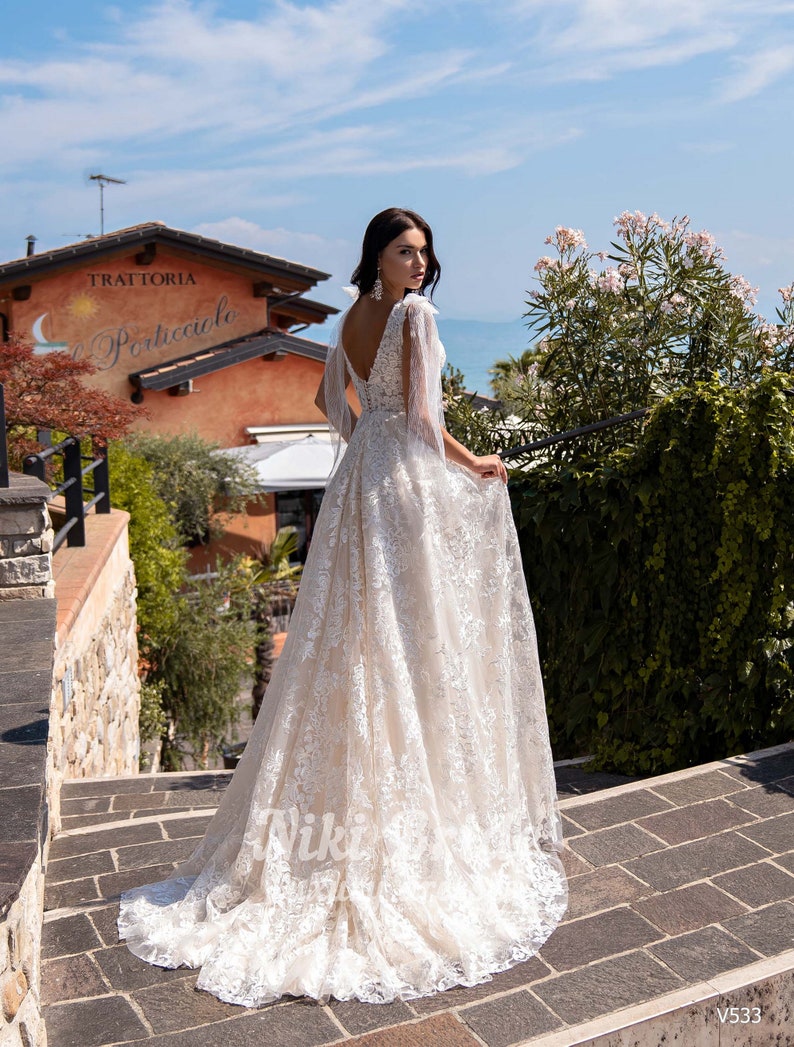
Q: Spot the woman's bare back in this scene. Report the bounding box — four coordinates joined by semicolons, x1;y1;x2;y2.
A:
340;297;402;383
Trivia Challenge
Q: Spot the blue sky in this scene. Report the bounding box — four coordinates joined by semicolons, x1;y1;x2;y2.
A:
2;0;794;388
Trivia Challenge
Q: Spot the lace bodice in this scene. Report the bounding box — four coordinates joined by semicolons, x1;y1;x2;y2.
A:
341;297;447;415
322;289;448;479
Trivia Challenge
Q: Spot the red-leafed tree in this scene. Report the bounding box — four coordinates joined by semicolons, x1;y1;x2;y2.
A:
1;336;142;468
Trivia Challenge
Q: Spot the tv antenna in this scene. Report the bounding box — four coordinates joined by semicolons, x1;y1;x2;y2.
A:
87;173;126;235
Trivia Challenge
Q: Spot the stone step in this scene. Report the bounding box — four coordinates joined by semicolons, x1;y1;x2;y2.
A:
40;743;794;1046
55;762;639;833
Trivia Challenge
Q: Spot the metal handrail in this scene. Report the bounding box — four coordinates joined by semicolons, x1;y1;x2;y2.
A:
499;408;652;461
23;436;110;551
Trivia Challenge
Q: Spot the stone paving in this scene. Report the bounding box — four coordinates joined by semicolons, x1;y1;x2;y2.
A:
40;747;794;1046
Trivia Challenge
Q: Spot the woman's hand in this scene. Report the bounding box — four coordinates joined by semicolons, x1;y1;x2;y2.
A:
468;454;508;484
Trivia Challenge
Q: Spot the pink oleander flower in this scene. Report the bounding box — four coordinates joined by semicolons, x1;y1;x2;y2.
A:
660;293;688;314
527;289;542;300
534;256;555;272
729;274;759;306
614;210;650;239
596;251;609;261
648;212;671;233
683;229;723;262
596;267;623;293
618;262;637;280
545;226;587;251
565;299;577;309
756;321;779;344
778;284;794;304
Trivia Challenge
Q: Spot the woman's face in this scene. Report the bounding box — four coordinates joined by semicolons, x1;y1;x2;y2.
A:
378;225;428;298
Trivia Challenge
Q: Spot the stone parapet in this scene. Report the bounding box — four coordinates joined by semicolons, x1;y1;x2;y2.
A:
0;474;54;602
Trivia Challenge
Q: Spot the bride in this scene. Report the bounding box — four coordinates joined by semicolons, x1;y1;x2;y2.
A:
117;207;568;1007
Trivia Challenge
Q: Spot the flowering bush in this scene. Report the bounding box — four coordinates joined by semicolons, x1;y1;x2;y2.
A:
491;212;794;459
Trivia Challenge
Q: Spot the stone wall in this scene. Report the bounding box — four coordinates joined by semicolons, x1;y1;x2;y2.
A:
47;509;141;837
1;472;143;1046
0;860;47;1047
0;472;56;1047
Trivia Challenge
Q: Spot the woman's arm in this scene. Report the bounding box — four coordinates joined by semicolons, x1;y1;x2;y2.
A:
440;426;478;470
314;374;359;433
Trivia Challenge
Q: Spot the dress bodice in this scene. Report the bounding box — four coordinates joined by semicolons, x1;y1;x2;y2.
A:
341;297;446;414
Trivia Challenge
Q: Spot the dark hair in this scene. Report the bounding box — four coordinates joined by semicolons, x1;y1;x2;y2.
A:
350;208;441;300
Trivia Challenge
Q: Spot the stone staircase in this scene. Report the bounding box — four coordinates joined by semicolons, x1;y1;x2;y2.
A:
40;746;794;1046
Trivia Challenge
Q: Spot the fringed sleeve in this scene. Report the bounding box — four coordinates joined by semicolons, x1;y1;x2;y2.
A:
402;292;447;463
322;287;358;481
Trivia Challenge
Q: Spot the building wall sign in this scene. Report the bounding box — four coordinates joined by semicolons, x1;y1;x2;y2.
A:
73;295;239;371
11;251;267;398
87;271;198;287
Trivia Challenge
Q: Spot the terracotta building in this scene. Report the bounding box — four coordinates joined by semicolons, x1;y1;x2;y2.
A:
0;223;350;566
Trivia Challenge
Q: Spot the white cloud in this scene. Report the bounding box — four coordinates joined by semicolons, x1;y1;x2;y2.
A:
0;0;486;173
507;0;794;85
716;44;794;102
716;228;794;271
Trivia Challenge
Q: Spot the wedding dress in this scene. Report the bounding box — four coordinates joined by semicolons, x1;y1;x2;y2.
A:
117;288;568;1007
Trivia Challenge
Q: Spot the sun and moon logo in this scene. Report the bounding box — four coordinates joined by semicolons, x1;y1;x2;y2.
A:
31;293;99;353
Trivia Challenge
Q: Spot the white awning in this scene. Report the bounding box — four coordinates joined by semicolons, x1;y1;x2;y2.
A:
224;434;341;491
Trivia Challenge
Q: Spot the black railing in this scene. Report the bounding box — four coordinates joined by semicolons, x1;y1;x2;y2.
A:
23;437;110;551
0;383;8;489
499;407;652;461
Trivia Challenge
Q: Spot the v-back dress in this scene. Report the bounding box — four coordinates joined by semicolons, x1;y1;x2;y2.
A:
116;289;568;1007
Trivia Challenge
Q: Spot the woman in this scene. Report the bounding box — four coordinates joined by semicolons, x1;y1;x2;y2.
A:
117;207;568;1007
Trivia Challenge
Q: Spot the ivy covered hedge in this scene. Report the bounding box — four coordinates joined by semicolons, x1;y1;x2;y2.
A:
510;371;794;774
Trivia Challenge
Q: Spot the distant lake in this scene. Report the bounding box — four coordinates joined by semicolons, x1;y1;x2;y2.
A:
436;316;532;396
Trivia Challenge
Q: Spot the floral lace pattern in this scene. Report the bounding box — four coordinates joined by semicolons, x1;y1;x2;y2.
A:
117;297;568;1008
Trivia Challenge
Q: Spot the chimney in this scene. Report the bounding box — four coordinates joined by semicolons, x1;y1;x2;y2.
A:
26;235;36;257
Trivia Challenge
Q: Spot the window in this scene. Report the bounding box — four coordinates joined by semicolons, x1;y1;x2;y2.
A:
275;489;325;562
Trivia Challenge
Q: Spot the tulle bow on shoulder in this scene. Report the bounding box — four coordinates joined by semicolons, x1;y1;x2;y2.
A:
402;291;438;313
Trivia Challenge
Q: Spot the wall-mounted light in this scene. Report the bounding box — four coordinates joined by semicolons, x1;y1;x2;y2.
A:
169;380;193;396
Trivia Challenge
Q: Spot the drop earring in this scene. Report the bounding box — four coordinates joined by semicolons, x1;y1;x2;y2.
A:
370;267;383;301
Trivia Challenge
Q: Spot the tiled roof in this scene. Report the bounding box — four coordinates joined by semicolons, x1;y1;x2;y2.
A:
128;328;329;392
0;223;330;287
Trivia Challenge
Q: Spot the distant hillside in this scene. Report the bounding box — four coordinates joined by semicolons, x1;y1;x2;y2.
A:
435;316;531;396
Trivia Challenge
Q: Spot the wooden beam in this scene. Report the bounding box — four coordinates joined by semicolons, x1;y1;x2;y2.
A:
135;243;157;265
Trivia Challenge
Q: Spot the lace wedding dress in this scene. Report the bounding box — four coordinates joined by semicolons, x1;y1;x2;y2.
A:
117;289;568;1007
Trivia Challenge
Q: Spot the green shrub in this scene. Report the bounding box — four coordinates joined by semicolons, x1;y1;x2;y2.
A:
511;371;794;774
123;431;262;544
108;442;187;652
